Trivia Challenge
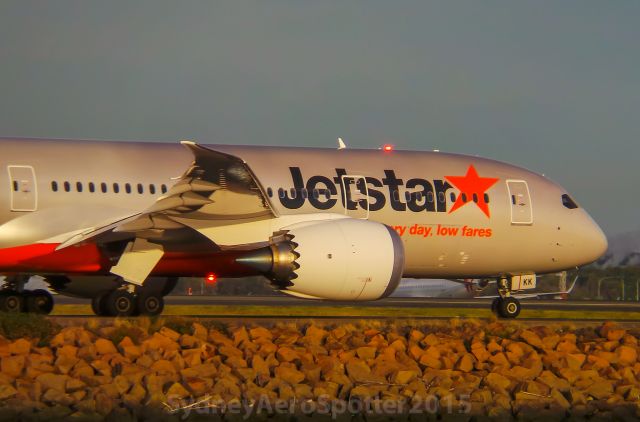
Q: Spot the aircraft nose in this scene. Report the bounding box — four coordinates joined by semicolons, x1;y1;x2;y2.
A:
582;217;608;264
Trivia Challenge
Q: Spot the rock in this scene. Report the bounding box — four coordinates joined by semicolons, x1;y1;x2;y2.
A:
179;334;199;349
1;355;25;378
607;329;626;342
485;372;511;393
42;388;74;406
276;347;299;362
471;343;490;363
122;345;142;360
346;358;371;383
158;327;180;342
186;377;212;396
94;339;117;355
249;326;273;341
419;353;441;369
166;382;190;400
392;369;419;385
66;378;86;392
232;326;250;346
192;323;208;341
537;370;570;393
565;353;586;371
304;325;328;345
150;359;177;375
0;384;17;400
520;330;544;349
457;353;475;373
542;335;560;350
55;354;78;374
123;383;146;407
90;360;112;377
274;365;305;385
356;346;377;360
617;345;637;365
586;380;613;399
489;352;510;367
9;339;31;355
36;373;69;393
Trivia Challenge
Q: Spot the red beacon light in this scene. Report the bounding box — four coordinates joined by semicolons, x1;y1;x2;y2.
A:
205;273;217;284
382;144;394;152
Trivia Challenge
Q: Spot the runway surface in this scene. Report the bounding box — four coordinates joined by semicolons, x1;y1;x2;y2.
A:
55;295;640;312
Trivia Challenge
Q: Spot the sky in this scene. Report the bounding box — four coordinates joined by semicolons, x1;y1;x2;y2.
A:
0;1;638;236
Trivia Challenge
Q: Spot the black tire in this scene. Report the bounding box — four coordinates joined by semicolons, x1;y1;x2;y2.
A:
491;297;501;315
104;290;136;317
498;297;521;319
91;291;110;316
136;292;164;316
0;290;24;313
25;289;54;314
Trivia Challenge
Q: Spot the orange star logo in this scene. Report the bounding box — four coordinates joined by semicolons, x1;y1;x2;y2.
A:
445;165;499;218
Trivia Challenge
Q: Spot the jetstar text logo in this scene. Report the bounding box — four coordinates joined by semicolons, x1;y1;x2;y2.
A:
276;165;498;218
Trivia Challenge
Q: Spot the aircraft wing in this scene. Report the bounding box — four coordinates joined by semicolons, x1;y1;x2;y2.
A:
55;141;276;284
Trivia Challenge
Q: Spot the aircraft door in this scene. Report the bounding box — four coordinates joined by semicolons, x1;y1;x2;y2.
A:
506;180;532;225
8;165;38;211
340;175;369;219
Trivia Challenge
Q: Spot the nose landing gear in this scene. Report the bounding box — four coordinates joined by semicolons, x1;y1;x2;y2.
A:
492;276;522;319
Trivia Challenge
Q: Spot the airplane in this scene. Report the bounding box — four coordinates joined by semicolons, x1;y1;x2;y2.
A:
0;138;607;318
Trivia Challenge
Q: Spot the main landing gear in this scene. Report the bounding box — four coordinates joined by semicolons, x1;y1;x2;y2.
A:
491;276;522;319
0;276;54;314
91;287;165;317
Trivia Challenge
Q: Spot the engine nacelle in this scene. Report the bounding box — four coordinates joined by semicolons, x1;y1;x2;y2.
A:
237;219;405;300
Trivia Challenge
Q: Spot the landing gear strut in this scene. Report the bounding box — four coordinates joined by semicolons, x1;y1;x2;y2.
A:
492;276;522;319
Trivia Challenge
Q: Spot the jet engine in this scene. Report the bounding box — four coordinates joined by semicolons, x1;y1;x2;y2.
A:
236;219;405;300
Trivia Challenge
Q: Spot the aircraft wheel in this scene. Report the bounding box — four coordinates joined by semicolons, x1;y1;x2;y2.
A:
498;297;521;319
137;292;164;316
91;292;110;316
491;297;501;315
25;289;54;314
104;290;136;317
0;290;24;313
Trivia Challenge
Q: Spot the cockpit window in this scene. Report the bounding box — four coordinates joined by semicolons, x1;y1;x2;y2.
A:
562;194;579;209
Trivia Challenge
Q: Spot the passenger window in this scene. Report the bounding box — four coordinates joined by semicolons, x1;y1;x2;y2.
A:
450;193;456;202
138;183;144;194
511;195;516;205
101;183;107;193
88;182;95;193
427;192;434;203
113;183;120;194
312;189;319;199
472;193;478;203
278;188;285;199
266;187;273;197
125;183;132;194
438;192;445;203
405;192;411;201
149;184;156;195
461;193;468;202
161;184;167;194
12;181;18;192
562;194;579;209
64;181;71;192
76;182;83;193
290;188;297;198
51;181;58;192
484;193;489;203
416;192;423;201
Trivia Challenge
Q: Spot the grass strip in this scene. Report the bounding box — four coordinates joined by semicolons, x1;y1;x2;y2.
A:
50;304;640;320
